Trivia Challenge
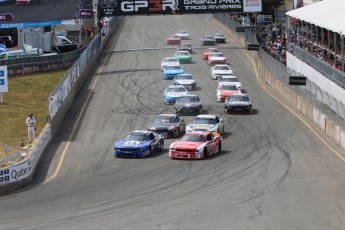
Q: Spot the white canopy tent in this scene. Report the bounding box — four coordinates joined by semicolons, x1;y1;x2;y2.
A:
286;0;345;37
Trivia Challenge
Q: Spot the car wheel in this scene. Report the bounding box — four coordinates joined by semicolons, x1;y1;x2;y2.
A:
217;141;222;153
203;148;208;158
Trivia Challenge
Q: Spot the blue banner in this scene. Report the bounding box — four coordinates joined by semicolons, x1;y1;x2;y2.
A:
0;20;63;29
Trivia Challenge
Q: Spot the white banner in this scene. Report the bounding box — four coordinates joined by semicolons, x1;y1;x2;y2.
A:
0;66;8;93
243;0;262;12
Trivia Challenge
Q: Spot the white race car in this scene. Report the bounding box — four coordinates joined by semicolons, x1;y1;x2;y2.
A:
217;76;242;90
176;30;189;40
161;57;180;71
211;64;233;80
186;114;224;134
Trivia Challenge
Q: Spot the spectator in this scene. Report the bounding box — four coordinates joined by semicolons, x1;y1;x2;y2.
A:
80;25;85;40
86;25;91;39
25;113;36;145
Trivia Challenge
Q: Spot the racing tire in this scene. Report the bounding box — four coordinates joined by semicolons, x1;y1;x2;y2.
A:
217;141;222;153
203;148;208;158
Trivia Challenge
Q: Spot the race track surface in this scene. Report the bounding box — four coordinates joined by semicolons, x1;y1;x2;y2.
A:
1;15;345;230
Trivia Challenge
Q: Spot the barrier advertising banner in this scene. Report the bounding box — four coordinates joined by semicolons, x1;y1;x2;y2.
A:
99;0;262;17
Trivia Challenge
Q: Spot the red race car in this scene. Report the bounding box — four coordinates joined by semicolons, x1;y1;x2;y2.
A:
166;34;181;45
216;84;242;102
208;52;227;65
169;131;222;159
203;47;219;60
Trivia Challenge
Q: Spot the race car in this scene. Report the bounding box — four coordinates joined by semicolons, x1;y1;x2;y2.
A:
216;84;242;102
175;94;203;115
147;114;186;138
176;30;189;40
173;73;197;90
214;33;226;43
201;35;216;46
169;131;222;159
164;85;189;104
178;43;193;54
203;47;219;60
163;65;184;80
161;57;180;71
217;75;242;90
211;64;233;80
224;93;253;114
16;0;40;5
114;130;164;158
208;52;227;65
174;51;192;63
166;34;181;45
186;114;224;134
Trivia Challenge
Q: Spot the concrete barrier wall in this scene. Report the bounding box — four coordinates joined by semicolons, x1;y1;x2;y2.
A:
212;16;345;152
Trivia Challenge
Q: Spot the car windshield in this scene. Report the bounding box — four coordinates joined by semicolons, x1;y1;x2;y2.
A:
177;74;193;80
177;31;187;34
181;134;206;142
167;87;187;92
211;53;224;57
166;66;182;70
228;95;250;102
220;78;237;82
154;116;178;123
164;58;178;63
125;133;149;141
221;85;238;90
176;52;189;56
177;96;200;103
215;33;224;37
215;65;230;70
192;117;217;125
204;36;213;39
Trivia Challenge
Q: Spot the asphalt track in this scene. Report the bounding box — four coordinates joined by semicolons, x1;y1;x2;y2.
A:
1;15;345;230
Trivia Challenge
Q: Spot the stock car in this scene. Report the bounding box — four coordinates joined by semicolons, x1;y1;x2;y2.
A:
114;130;164;158
161;57;180;71
174;51;192;63
166;34;181;45
208;52;227;65
211;64;233;79
173;73;197;90
163;65;184;80
175;94;203;115
216;84;242;102
186;114;224;134
224;93;253;114
203;47;219;60
16;0;40;5
147;114;186;138
175;30;189;40
214;33;226;43
201;35;216;46
178;43;193;54
169;132;222;159
164;85;189;104
217;75;242;90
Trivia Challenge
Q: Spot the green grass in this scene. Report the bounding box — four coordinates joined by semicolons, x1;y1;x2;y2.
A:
0;70;66;159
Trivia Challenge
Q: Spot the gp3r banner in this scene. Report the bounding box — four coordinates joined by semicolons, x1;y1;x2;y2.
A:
99;0;262;17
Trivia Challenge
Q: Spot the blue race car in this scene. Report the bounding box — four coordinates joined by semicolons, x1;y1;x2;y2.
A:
163;65;184;80
164;85;189;104
114;130;164;158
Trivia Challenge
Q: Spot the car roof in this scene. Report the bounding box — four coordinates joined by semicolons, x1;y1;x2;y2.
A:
168;85;186;88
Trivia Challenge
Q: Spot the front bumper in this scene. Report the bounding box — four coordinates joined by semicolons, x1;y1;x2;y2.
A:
224;105;252;113
169;150;204;159
114;148;147;158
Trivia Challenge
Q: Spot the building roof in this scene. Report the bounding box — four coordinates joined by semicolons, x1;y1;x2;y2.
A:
286;0;345;36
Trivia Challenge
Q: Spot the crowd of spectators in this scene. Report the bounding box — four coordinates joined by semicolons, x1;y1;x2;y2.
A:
226;13;345;74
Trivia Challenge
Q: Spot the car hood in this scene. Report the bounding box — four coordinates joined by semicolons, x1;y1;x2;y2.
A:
226;101;252;106
175;101;201;107
164;69;184;74
115;140;148;148
220;90;240;96
213;69;233;75
210;57;226;60
175;79;195;84
148;123;177;129
162;62;180;67
189;124;217;130
165;91;188;98
173;141;203;150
